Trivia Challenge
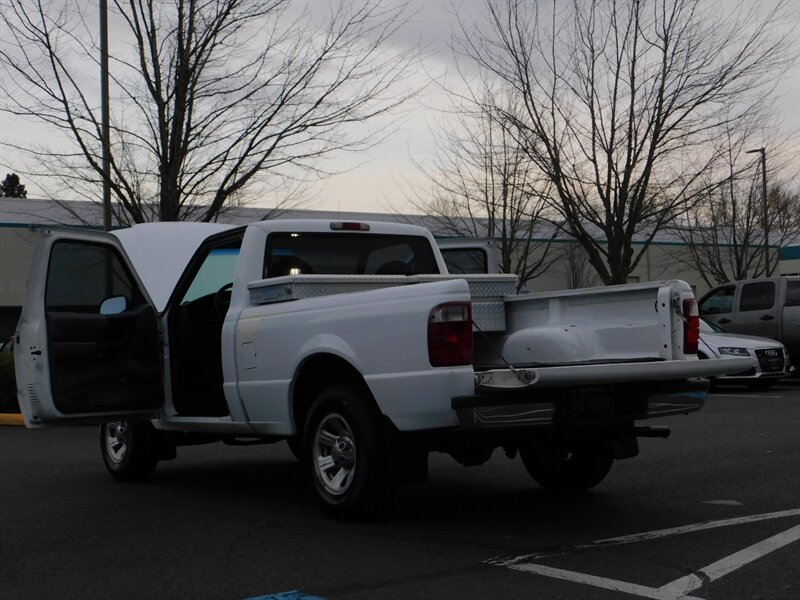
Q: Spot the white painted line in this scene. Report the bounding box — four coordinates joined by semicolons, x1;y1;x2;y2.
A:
710;394;781;399
503;562;705;600
702;500;743;506
492;508;800;563
496;524;800;600
593;508;800;546
657;524;800;597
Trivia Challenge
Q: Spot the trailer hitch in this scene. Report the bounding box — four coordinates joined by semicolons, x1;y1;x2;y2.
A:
632;426;671;438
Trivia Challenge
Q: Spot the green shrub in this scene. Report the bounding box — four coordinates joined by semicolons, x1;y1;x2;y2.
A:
0;352;19;413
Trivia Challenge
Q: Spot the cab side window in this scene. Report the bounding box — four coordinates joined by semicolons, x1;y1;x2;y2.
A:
699;286;735;315
46;241;138;312
739;282;775;312
441;248;488;275
181;244;241;304
785;281;800;307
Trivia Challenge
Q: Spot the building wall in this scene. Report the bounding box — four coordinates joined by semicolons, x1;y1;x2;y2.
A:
517;240;717;297
0;225;38;307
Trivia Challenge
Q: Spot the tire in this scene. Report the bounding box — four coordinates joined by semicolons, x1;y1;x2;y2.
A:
304;384;393;518
100;420;159;482
520;439;613;492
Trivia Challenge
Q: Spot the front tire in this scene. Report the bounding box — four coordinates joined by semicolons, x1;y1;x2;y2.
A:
520;439;613;492
100;420;159;482
304;384;393;518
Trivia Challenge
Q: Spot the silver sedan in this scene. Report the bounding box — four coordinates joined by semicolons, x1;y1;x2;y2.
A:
698;318;790;390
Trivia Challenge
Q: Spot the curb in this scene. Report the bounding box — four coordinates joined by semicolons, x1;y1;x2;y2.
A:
0;413;24;426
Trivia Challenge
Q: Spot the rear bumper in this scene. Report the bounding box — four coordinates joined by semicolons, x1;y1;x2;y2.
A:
451;378;709;431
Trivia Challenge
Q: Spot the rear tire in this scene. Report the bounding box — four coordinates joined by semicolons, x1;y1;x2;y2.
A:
520;439;613;492
304;384;393;519
100;420;159;482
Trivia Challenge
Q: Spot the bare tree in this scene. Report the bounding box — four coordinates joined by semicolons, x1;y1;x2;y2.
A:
407;92;559;289
456;0;796;284
671;138;800;285
563;241;599;289
0;0;417;223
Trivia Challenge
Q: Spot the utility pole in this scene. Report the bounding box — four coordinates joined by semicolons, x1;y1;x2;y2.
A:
100;0;111;231
746;147;768;276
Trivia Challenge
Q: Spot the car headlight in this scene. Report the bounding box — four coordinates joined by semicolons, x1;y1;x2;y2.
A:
718;347;750;356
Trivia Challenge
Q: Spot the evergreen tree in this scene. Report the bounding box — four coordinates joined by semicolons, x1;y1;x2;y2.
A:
0;173;27;198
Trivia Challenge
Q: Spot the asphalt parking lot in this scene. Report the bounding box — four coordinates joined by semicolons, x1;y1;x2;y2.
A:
1;382;798;600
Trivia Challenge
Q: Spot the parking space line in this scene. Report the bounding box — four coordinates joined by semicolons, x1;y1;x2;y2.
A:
594;508;800;546
710;394;781;399
657;524;800;598
502;562;705;600
493;508;800;563
489;511;800;600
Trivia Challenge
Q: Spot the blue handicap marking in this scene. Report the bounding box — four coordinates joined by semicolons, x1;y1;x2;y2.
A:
245;591;327;600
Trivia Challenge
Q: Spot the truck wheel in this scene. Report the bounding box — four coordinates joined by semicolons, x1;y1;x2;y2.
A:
100;420;159;482
304;384;393;518
520;440;613;492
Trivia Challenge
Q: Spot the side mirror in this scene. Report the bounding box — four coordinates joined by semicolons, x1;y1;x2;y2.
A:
100;296;128;315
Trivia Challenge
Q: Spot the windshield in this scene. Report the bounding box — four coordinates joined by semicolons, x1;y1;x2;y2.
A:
700;318;724;334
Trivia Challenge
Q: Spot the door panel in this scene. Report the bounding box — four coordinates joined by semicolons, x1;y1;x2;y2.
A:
14;230;163;426
782;281;800;362
46;304;162;414
734;281;778;339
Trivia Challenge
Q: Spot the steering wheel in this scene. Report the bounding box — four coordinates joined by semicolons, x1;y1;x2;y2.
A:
214;282;234;319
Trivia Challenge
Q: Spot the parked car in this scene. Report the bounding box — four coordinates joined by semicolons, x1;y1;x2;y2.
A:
698;276;800;371
698;318;789;390
0;336;13;353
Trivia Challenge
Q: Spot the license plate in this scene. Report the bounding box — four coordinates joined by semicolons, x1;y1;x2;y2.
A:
560;386;646;420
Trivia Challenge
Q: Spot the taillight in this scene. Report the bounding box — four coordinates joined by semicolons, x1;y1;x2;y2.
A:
682;298;700;354
428;302;473;367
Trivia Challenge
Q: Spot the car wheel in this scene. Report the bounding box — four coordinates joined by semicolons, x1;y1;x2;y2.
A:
520;439;613;492
100;420;159;482
304;384;393;518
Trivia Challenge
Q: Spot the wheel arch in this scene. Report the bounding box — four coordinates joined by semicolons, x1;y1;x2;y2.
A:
292;353;378;436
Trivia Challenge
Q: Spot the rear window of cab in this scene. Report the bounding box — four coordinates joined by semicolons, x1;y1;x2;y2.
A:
264;233;439;278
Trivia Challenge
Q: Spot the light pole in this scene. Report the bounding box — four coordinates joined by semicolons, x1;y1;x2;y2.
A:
746;147;768;275
100;0;111;231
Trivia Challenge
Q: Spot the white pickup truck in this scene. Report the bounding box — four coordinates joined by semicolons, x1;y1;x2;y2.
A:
14;220;749;517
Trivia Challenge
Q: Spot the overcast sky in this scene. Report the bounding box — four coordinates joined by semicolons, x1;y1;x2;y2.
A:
323;0;800;215
0;0;797;215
